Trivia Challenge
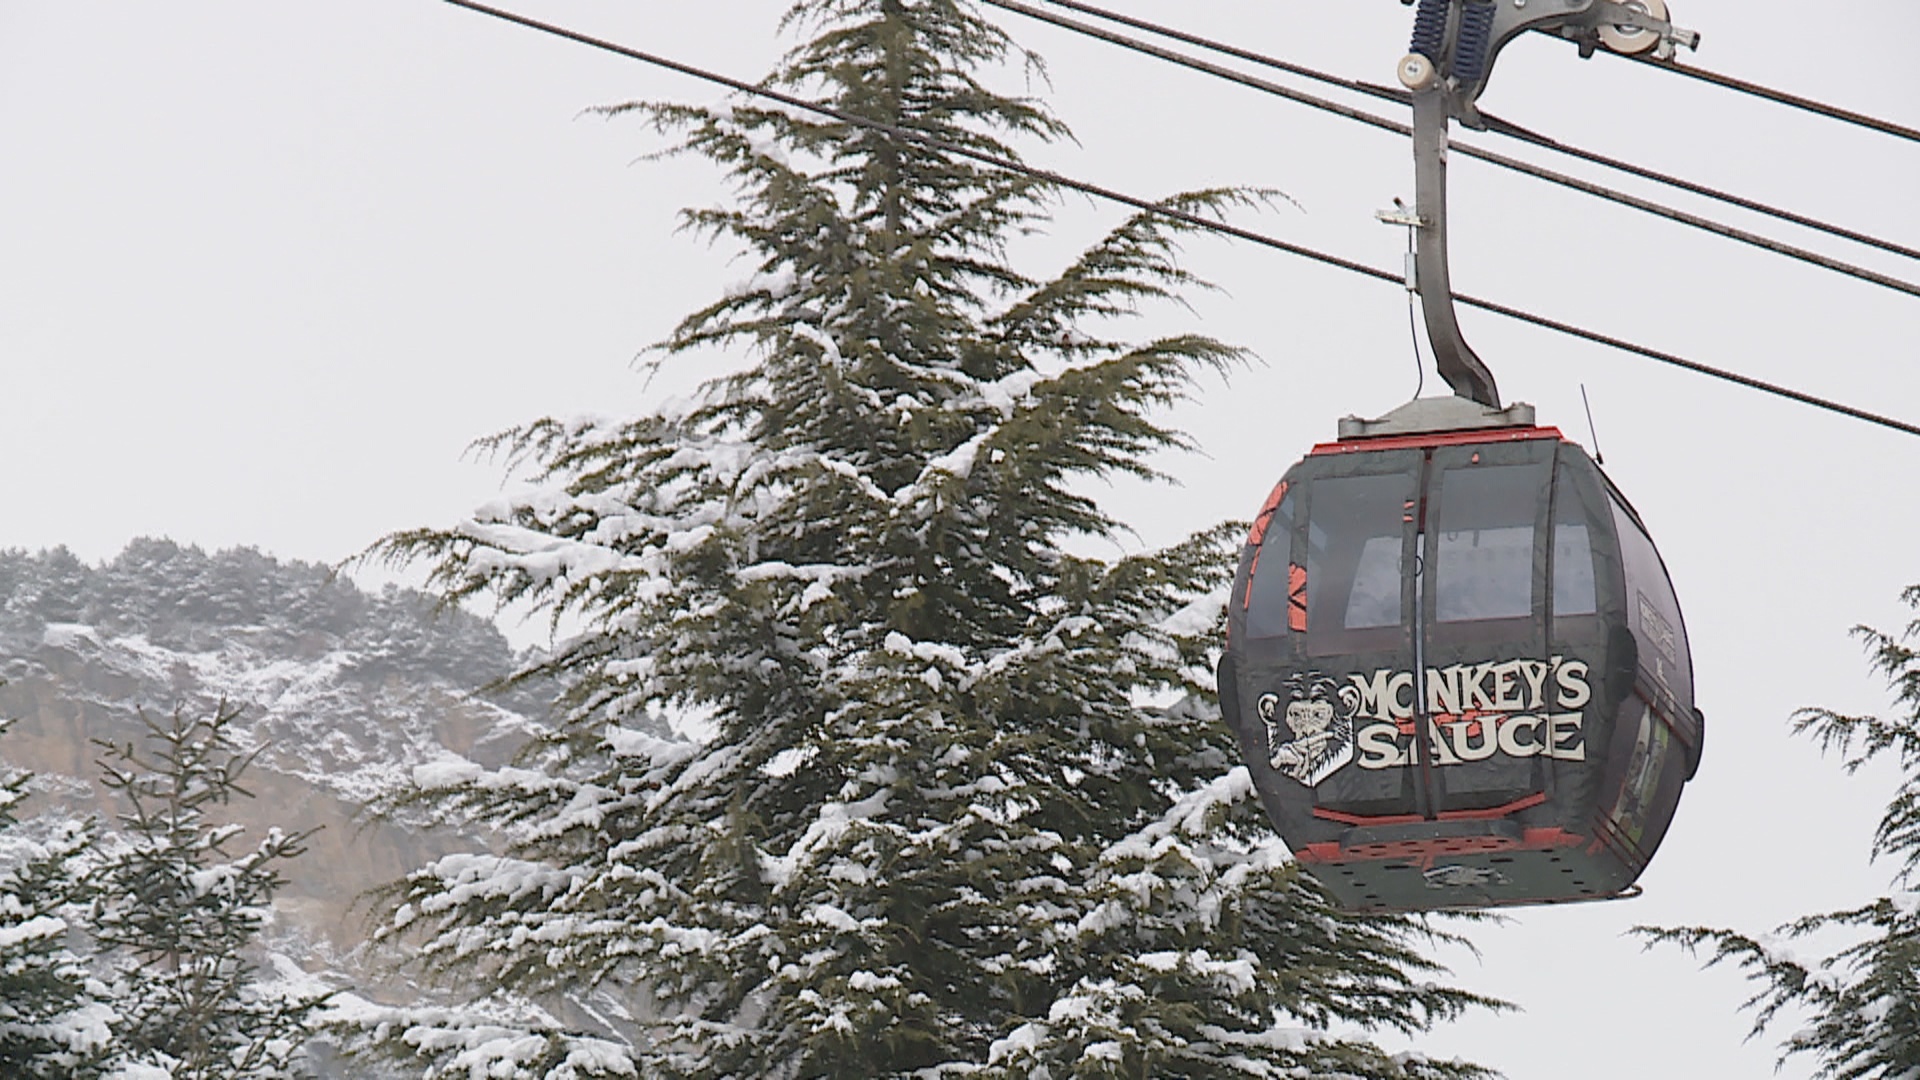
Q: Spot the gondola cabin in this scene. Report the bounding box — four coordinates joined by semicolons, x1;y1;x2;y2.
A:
1218;397;1702;911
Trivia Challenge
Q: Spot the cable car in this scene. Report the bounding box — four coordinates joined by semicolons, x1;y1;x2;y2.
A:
1214;0;1706;911
1217;397;1702;910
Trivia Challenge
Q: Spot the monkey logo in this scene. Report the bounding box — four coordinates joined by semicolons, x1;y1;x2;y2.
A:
1257;673;1357;788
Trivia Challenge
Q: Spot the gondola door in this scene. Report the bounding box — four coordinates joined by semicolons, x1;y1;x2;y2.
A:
1416;440;1560;820
1281;448;1426;824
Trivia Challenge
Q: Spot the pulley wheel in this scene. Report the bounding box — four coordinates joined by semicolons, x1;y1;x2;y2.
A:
1597;0;1667;55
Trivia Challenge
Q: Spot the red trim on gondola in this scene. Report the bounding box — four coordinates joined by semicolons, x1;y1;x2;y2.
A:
1246;479;1289;546
1311;809;1423;827
1287;564;1307;631
1292;825;1585;865
1309;426;1564;456
1291;842;1343;863
1440;792;1548;819
1308;791;1547;827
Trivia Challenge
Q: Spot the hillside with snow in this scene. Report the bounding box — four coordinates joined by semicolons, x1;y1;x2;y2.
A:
0;539;556;950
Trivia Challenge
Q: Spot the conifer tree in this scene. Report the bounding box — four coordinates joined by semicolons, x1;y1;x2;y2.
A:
1643;586;1920;1080
348;2;1502;1075
0;711;113;1077
89;702;326;1078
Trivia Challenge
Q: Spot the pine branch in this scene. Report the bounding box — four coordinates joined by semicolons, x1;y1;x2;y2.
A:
1641;582;1920;1078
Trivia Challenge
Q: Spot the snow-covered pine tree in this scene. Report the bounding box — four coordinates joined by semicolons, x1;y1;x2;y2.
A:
346;2;1502;1075
1642;586;1920;1080
89;702;327;1078
0;709;112;1077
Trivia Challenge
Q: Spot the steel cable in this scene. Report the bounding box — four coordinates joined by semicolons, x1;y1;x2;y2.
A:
1620;51;1920;144
981;0;1920;278
992;0;1920;261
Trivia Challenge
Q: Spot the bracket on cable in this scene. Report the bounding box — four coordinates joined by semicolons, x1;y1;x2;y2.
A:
1393;0;1696;407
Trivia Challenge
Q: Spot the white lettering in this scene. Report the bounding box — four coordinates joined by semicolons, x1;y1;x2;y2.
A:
1344;712;1584;769
1555;659;1592;709
1356;723;1410;769
1547;712;1587;760
1519;660;1550;710
1389;672;1415;719
1292;658;1594;777
1427;665;1461;715
1462;663;1498;711
1446;720;1499;762
1491;662;1527;711
1349;670;1415;722
1497;714;1544;758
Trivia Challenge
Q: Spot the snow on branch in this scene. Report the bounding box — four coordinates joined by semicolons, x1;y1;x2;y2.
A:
410;853;580;919
1105;767;1261;862
323;991;637;1080
760;788;893;891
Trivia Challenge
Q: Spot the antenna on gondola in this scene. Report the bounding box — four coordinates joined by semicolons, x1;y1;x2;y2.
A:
1396;0;1698;408
1581;383;1606;464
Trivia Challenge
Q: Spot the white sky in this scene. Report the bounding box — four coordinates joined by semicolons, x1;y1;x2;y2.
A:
3;2;1918;1076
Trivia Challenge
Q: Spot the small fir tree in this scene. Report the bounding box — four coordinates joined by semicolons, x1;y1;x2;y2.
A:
0;710;113;1077
89;702;327;1078
347;2;1502;1076
1642;585;1920;1079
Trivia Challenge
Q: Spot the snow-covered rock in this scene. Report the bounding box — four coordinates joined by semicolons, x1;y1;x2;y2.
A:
0;540;556;951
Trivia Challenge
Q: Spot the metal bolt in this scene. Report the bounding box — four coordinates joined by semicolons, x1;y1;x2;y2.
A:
1397;53;1439;91
1514;0;1526;7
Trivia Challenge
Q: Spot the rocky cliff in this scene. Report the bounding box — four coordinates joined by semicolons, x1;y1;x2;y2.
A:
0;538;551;952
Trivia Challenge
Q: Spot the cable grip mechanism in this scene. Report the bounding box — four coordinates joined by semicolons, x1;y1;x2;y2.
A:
1399;0;1698;129
1391;0;1700;407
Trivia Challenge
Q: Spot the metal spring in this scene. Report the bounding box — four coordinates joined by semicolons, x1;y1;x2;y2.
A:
1453;0;1497;84
1409;0;1449;61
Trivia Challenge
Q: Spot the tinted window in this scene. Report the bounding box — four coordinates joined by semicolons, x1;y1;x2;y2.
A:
1434;464;1539;623
1306;473;1409;641
1245;490;1296;639
1436;526;1530;620
1346;535;1402;629
1549;457;1611;619
1552;523;1598;616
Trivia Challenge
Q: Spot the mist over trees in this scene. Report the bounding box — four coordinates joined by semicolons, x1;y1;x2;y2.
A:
0;537;561;1077
0;540;543;716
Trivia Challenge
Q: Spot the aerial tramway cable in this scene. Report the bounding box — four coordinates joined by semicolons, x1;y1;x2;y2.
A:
1616;50;1920;144
440;0;1920;440
992;0;1920;263
1026;0;1920;147
978;0;1920;286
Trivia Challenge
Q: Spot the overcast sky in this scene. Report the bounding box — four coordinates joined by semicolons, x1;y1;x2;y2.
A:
3;2;1918;1076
